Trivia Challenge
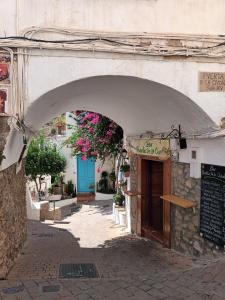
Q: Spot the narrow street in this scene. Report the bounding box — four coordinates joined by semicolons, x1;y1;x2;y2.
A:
0;196;225;299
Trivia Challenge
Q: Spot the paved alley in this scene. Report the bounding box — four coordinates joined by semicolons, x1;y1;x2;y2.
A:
1;197;225;299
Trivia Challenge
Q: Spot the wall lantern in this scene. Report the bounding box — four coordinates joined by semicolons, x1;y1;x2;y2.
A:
161;125;187;150
121;149;128;159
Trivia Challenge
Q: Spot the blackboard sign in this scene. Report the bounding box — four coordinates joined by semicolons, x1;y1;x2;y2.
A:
200;164;225;247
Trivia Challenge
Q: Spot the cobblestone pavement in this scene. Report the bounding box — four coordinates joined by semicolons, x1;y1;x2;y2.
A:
1;197;225;299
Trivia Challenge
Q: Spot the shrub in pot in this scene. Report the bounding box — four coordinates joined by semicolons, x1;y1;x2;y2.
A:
113;193;125;206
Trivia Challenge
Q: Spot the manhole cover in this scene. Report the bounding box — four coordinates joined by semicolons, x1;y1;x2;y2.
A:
38;233;53;238
2;285;24;294
59;263;99;279
42;285;61;293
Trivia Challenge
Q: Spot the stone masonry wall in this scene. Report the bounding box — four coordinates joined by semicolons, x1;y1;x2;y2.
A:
172;162;223;256
0;116;10;165
129;156;224;256
129;154;138;234
0;163;27;278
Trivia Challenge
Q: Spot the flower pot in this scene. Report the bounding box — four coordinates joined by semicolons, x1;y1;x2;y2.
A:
118;199;124;206
124;171;130;178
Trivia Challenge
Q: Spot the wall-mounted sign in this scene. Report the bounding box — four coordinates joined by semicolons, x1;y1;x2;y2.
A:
126;138;170;159
0;89;7;113
199;72;225;92
200;164;225;247
0;57;10;84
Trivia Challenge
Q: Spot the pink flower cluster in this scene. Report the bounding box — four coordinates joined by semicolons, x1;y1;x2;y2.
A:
72;110;122;160
76;138;91;150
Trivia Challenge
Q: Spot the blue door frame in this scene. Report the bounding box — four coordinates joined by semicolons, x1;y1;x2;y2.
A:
77;156;96;193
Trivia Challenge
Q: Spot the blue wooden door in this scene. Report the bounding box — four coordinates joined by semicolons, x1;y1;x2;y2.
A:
77;156;95;193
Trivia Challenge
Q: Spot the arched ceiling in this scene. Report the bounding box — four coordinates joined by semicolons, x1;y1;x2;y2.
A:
25;76;215;136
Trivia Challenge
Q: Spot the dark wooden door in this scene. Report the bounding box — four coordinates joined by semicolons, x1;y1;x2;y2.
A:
138;156;171;247
149;161;163;231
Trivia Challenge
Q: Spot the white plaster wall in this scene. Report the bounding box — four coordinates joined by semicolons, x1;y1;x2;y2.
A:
25;53;225;130
2;0;225;36
0;0;17;36
96;157;115;188
50;135;77;186
26;183;40;221
62;146;77;186
179;138;225;168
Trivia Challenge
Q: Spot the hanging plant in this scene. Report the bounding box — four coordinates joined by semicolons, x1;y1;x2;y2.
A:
120;164;130;177
64;111;123;162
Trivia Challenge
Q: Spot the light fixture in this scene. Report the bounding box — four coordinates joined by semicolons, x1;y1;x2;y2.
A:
161;125;187;149
121;149;128;159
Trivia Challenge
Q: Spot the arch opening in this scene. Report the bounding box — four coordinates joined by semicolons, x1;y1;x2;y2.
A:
2;75;216;170
25;75;215;137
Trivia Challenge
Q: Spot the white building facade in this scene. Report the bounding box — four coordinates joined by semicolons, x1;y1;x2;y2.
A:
1;1;225;276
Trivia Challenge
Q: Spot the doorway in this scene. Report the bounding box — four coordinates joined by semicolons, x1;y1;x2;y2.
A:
138;156;171;247
77;156;96;193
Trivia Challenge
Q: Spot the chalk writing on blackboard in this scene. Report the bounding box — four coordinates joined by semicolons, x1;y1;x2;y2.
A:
200;164;225;247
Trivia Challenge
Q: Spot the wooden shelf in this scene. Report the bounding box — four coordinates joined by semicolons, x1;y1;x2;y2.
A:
160;194;197;209
124;190;141;197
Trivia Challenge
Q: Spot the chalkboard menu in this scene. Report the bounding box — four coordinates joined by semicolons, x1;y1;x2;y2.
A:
200;164;225;247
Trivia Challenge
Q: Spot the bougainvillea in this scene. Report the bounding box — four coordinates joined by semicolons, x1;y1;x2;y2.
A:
66;111;123;161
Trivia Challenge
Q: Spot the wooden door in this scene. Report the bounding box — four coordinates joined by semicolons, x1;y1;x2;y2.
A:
149;161;163;231
138;156;171;247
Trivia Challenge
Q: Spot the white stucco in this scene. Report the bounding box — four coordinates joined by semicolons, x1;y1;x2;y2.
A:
25;52;225;129
2;0;225;171
2;0;225;36
179;138;225;168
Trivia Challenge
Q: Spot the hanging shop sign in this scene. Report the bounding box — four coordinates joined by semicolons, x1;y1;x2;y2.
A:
200;163;225;247
199;72;225;92
126;138;170;159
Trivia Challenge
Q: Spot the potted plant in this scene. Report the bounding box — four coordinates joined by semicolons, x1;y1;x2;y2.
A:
120;180;127;192
120;164;130;177
113;192;125;206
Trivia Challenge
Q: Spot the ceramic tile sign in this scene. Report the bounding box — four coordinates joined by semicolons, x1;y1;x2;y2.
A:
0;89;7;113
126;138;170;159
199;72;225;92
200;163;225;247
0;57;10;84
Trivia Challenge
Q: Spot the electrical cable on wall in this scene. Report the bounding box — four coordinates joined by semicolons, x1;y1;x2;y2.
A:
0;27;224;58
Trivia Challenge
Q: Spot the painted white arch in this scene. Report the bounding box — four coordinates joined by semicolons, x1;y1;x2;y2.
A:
26;53;225;128
0;74;217;171
25;75;215;135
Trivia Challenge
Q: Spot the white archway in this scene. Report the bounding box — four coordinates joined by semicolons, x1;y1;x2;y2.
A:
2;75;215;170
25;75;215;135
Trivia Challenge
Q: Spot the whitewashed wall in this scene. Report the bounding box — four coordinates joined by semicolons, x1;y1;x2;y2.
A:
1;0;225;36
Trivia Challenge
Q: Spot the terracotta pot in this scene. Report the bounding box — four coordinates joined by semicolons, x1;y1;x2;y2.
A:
124;171;130;178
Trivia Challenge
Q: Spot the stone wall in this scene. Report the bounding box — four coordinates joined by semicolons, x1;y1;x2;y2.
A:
171;162;222;256
129;154;138;234
0;116;10;165
129;155;224;256
0;163;27;278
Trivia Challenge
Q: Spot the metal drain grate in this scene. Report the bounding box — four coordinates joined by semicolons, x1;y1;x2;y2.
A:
2;285;24;294
42;285;61;293
59;263;99;279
